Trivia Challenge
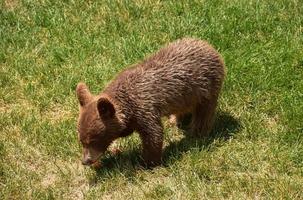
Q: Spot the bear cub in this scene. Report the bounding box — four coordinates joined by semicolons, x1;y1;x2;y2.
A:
76;38;225;167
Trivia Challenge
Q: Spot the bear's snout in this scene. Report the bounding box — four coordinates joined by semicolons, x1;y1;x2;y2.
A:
82;157;93;165
81;147;102;166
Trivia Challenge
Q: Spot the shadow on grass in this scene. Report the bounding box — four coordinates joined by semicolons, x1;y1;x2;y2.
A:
163;111;241;166
91;111;241;184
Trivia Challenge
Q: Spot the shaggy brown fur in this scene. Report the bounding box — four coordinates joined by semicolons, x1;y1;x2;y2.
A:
76;38;225;167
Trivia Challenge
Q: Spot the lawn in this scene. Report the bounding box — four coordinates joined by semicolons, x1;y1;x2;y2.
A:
1;0;302;199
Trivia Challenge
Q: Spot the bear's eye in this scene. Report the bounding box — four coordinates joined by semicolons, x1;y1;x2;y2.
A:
88;135;101;144
89;138;99;144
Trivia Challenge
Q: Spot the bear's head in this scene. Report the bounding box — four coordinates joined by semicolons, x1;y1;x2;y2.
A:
76;82;125;166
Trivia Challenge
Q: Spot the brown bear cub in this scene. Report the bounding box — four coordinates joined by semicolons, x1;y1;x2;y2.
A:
76;38;225;167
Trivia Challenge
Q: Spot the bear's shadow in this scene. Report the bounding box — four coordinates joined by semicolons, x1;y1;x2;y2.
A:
91;111;241;184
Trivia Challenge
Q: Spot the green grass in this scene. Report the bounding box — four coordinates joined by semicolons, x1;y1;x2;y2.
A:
1;0;302;199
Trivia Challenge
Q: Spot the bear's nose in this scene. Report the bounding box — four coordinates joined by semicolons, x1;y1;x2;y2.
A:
82;157;93;165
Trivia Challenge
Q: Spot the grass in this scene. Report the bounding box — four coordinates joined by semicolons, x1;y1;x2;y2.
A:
1;0;302;199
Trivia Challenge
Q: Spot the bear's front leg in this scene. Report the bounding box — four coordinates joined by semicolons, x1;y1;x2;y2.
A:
138;118;163;167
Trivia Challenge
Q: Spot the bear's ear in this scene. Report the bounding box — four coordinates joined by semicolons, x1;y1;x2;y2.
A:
97;97;115;119
76;82;92;107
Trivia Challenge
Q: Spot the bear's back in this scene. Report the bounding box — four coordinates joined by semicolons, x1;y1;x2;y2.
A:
105;38;225;116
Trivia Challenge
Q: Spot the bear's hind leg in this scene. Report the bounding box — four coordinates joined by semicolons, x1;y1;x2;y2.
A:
189;98;218;137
